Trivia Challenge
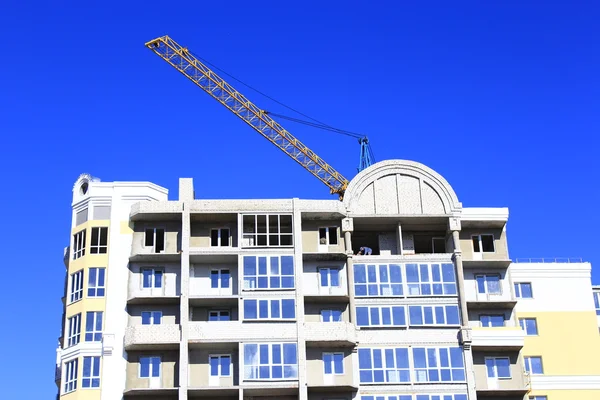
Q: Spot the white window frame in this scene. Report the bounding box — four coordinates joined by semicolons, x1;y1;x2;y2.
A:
519;318;538;335
475;274;502;295
73;229;86;259
354;263;404;297
70;269;84;303
472;234;495;253
141;311;163;325
594;291;600;315
87;267;106;297
480;314;505;327
63;358;78;393
529;396;548;400
210;268;231;289
323;352;344;375
318;267;340;287
209;354;232;377
405;263;457;296
242;214;293;247
210;227;231;247
318;226;339;246
82;356;101;388
408;305;460;326
141;268;164;289
85;311;103;342
243;298;296;320
139;356;161;378
356;305;406;327
524;356;544;375
243;343;298;380
243;255;295;290
358;347;411;383
515;282;534;298
320;309;343;322
412;347;466;383
209;310;231;321
67;313;81;347
485;357;511;379
144;227;165;253
90;227;108;254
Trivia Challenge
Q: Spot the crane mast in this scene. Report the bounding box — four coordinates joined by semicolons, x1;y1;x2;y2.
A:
145;35;350;196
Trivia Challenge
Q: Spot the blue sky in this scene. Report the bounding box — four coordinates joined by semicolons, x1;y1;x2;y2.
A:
0;1;598;396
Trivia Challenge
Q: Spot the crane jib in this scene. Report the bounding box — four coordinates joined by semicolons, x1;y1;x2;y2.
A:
145;36;350;196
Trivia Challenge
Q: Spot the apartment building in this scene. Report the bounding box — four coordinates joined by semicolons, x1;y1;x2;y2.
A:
54;160;600;400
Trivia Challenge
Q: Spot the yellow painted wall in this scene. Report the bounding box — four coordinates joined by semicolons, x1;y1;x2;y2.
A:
519;311;600;375
528;390;600;400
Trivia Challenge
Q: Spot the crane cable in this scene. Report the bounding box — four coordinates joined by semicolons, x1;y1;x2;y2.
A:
190;50;369;141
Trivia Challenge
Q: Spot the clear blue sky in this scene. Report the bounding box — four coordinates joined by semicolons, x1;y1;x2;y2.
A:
0;1;598;396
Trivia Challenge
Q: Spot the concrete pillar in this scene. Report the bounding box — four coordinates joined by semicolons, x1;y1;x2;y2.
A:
342;218;356;324
451;229;468;326
293;199;308;400
179;201;191;400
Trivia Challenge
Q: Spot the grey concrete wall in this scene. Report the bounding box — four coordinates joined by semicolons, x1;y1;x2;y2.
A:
128;263;181;298
190;221;238;248
132;221;182;254
126;350;179;389
188;348;239;387
301;220;345;253
128;305;180;325
190;306;239;322
304;303;349;322
306;348;354;387
460;228;509;260
472;351;526;390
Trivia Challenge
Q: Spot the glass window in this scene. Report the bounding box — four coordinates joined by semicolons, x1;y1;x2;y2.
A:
472;234;495;253
142;268;163;288
82;356;101;388
319;268;340;287
358;347;411;383
406;263;457;296
413;347;466;382
594;292;600;315
354;264;403;297
244;343;298;380
242;214;293;247
210;355;231;376
321;309;342;322
64;359;78;393
141;311;162;325
525;356;544;374
485;357;511;378
144;228;165;253
87;267;106;297
319;227;339;245
519;318;538;335
475;274;501;294
211;269;230;289
209;310;231;321
361;396;415;400
243;255;294;290
90;227;108;254
480;315;505;327
323;352;344;375
70;270;84;303
515;282;533;298
244;299;295;320
529;397;548;400
73;229;86;259
140;356;161;378
210;228;230;247
85;311;103;342
67;314;81;347
356;306;406;327
408;305;460;326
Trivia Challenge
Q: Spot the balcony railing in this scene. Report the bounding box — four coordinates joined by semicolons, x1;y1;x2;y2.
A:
124;325;181;348
515;257;584;263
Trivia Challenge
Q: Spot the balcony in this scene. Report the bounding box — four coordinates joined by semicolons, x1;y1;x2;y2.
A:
124;325;181;350
189;321;297;343
475;373;530;395
129;201;182;221
304;322;358;346
466;293;517;309
470;327;525;350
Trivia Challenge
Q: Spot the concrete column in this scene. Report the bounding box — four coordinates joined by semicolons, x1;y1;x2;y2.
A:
179;201;191;400
451;229;469;326
342;218;356;324
396;222;403;255
293;199;308;400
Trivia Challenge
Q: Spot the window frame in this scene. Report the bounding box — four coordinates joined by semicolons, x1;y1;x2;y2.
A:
318;267;341;288
472;234;495;253
529;396;548;400
323;352;344;375
87;267;106;297
67;313;81;347
405;263;457;296
210;227;231;247
141;311;163;325
432;237;446;253
243;342;298;380
320;309;343;322
90;227;108;254
475;274;502;295
519;318;538;335
524;356;544;375
356;305;406;327
70;269;84;303
242;214;293;247
64;358;78;394
139;356;161;378
243;298;296;320
141;268;164;289
73;229;86;260
318;226;339;246
243;255;295;290
354;263;404;297
358;347;411;383
485;357;511;379
85;311;103;342
594;292;600;315
408;305;460;327
412;347;466;383
144;227;165;253
480;314;505;327
209;309;231;321
210;268;231;289
82;356;101;388
514;282;534;299
209;354;232;377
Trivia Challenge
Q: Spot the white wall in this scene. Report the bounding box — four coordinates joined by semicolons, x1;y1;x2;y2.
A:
128;263;181;298
302;261;348;297
463;268;513;302
190;264;239;296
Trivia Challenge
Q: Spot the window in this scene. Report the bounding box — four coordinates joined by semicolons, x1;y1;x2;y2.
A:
472;234;495;253
244;299;295;320
73;229;86;259
82;356;101;388
142;311;162;325
144;227;165;253
408;305;460;326
515;282;533;298
243;343;298;380
413;347;466;382
354;264;403;296
519;318;538;335
210;355;231;377
594;292;600;315
321;309;342;322
211;269;230;289
480;315;505;327
406;263;457;296
529;397;548;400
64;359;78;393
363;396;467;400
243;255;294;289
142;268;163;288
524;356;544;374
432;237;446;253
358;348;410;383
140;356;161;378
209;310;231;321
319;227;339;245
323;352;344;375
85;311;103;342
242;214;293;246
361;396;413;400
475;274;501;294
67;313;81;347
70;270;84;303
87;268;105;297
485;357;510;379
319;268;340;287
90;227;108;254
210;228;231;247
356;306;406;327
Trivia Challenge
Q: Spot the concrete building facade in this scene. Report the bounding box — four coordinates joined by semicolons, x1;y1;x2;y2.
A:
54;161;600;400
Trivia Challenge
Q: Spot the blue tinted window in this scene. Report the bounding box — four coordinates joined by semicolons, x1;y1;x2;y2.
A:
244;256;294;290
244;299;295;320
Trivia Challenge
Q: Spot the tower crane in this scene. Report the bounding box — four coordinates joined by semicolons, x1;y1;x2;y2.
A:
145;35;374;198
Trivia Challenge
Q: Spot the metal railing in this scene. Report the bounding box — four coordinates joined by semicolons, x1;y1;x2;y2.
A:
515;257;584;263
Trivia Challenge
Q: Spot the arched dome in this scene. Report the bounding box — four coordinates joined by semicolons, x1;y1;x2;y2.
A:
343;160;461;215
